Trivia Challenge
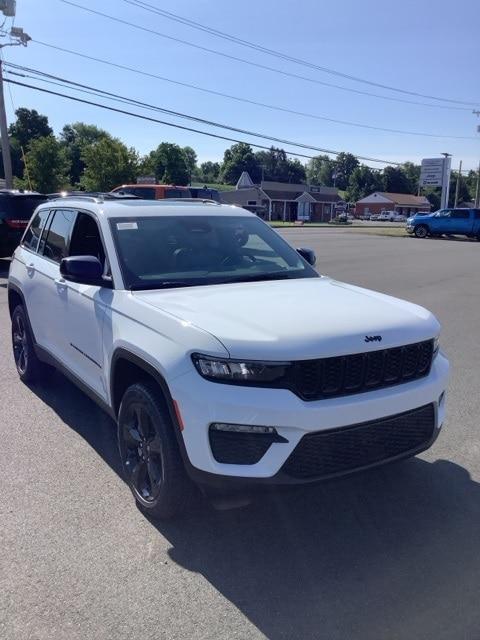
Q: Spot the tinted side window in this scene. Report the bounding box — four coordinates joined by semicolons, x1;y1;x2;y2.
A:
474;210;480;219
133;188;156;199
165;188;191;198
451;210;470;219
22;209;50;252
42;209;76;263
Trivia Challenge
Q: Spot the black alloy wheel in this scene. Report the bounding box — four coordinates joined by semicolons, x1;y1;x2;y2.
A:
12;307;28;376
117;382;192;519
11;305;46;383
120;401;164;504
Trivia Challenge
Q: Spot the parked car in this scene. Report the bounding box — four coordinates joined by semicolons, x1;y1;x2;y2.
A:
0;190;48;258
406;208;480;239
188;186;220;202
392;213;407;222
369;214;380;221
111;184;192;199
378;211;398;221
8;198;449;518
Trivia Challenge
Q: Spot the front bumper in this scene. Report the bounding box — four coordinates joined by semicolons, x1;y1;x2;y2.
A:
170;352;449;484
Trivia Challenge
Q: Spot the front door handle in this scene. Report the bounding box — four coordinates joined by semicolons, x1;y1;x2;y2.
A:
54;277;68;293
26;263;35;276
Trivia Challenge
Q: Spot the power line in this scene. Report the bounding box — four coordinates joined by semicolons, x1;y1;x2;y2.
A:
123;0;480;108
8;77;402;166
7;59;476;142
4;66;401;164
58;1;473;112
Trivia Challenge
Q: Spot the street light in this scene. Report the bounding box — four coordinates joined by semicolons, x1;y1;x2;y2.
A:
10;26;31;45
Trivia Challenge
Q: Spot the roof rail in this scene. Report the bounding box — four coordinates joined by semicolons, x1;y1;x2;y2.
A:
48;193;139;203
162;198;220;204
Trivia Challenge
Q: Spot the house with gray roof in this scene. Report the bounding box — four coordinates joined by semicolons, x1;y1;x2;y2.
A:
220;173;343;222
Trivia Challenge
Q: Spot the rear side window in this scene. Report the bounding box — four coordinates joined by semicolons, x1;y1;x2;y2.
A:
473;210;480;219
132;187;156;199
0;194;48;220
22;209;50;252
451;210;470;219
165;188;191;198
42;209;76;263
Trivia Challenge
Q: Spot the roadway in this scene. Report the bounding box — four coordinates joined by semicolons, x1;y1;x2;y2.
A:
1;230;480;640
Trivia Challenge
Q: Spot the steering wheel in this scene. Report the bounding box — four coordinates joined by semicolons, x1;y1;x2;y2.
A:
221;253;256;267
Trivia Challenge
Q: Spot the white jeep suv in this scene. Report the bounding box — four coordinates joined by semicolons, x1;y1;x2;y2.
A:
8;197;449;518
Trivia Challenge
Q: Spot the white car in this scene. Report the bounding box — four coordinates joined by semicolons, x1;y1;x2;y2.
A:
8;198;449;518
393;213;407;222
378;211;397;221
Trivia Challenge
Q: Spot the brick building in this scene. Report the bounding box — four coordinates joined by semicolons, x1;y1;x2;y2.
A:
355;192;431;217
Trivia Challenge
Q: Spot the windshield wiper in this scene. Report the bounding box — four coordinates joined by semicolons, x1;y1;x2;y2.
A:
219;272;295;284
129;281;198;291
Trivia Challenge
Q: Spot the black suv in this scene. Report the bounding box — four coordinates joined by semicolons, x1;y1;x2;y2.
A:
0;190;48;258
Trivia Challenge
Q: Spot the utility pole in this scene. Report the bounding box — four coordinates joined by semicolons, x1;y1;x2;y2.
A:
475;161;480;207
474;111;480;207
0;59;13;188
0;1;31;188
453;160;462;208
440;153;451;209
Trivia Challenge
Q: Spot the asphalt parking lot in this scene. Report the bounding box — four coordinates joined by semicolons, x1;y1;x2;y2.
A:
2;230;480;640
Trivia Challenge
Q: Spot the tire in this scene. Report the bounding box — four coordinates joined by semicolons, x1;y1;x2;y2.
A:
414;225;428;238
117;381;192;520
11;304;46;384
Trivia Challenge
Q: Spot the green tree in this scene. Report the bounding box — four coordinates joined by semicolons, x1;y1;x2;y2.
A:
8;108;52;150
382;166;411;193
448;170;471;206
199;161;220;183
254;147;306;183
334;152;360;190
60;122;111;186
151;142;190;185
182;146;197;182
137;150;157;177
24;136;69;193
81;137;138;191
221;143;261;184
346;165;383;202
402;162;421;193
306;154;334;185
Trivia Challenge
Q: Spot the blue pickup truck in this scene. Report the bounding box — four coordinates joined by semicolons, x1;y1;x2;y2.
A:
406;208;480;239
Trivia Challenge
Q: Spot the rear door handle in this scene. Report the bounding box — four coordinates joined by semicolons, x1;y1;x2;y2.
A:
26;262;35;275
55;277;68;292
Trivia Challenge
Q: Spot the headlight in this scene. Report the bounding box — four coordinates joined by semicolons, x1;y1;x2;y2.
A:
433;336;440;357
192;354;290;384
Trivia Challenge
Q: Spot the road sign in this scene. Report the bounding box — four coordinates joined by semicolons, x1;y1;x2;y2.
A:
419;158;445;187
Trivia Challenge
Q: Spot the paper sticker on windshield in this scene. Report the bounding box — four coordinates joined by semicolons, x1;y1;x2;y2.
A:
117;222;138;230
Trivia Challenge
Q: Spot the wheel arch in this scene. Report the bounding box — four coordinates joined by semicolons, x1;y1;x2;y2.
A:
7;283;25;319
110;348;180;428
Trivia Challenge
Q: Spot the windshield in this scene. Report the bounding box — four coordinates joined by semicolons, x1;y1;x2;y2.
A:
110;215;318;290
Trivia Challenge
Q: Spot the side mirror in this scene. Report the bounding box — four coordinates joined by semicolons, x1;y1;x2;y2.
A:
296;247;316;266
60;255;108;286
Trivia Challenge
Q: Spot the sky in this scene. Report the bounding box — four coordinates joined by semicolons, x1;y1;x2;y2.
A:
3;0;480;171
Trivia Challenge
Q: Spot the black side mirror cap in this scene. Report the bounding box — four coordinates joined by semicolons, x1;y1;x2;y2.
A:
60;255;109;286
296;247;316;266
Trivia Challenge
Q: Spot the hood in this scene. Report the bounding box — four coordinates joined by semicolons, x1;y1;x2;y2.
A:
133;277;439;360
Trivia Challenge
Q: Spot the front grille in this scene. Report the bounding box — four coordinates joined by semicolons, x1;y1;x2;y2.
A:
291;340;433;400
282;403;435;479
